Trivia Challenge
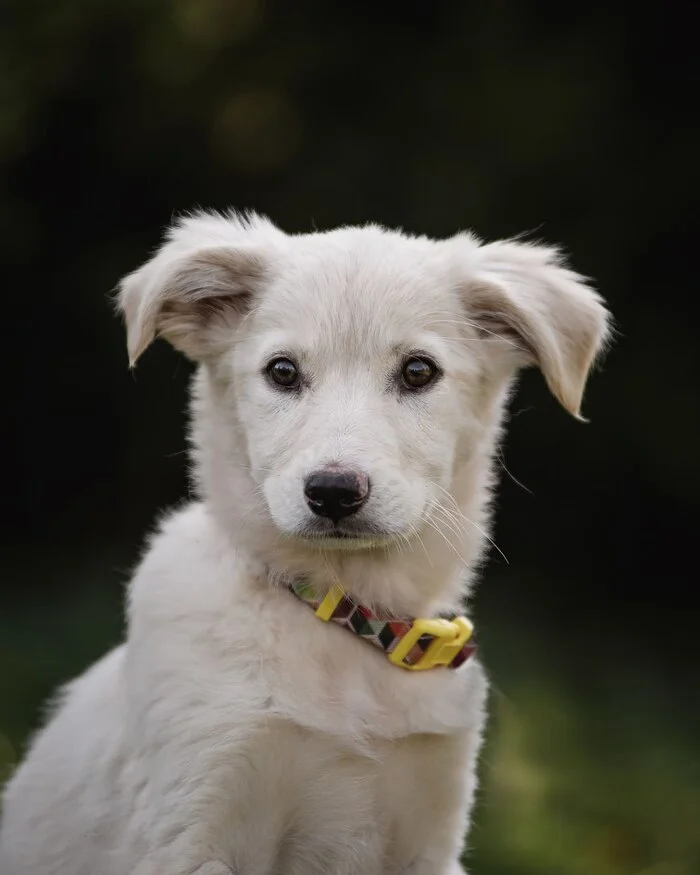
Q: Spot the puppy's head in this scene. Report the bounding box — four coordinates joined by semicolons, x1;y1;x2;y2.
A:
118;213;610;574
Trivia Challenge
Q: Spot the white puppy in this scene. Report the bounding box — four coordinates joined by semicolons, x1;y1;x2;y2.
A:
0;213;610;875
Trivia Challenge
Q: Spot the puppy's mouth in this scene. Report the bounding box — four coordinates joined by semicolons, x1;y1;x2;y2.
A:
293;523;398;551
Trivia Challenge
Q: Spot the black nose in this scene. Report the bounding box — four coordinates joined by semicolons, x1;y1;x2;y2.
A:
304;468;370;522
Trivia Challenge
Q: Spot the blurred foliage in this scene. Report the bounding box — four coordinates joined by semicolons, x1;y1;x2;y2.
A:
1;1;698;873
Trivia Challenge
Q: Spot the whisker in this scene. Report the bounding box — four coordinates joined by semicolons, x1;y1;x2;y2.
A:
420;512;469;568
428;502;467;541
430;484;510;565
497;450;533;495
406;522;433;567
419;319;525;352
235;484;269;524
164;448;189;459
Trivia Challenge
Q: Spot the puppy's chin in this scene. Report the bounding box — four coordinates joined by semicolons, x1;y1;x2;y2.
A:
294;534;396;552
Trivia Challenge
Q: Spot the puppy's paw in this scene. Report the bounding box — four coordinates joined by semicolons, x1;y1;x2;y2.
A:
191;864;234;875
134;859;234;875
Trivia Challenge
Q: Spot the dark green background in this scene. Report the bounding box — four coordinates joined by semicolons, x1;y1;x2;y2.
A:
1;2;698;873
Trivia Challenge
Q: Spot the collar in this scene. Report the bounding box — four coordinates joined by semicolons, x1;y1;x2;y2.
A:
288;579;477;671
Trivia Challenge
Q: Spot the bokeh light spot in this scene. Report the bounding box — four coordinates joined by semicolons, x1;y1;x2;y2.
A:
212;90;302;173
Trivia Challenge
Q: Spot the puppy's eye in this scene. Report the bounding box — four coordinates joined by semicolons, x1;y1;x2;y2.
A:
401;356;440;389
267;357;300;389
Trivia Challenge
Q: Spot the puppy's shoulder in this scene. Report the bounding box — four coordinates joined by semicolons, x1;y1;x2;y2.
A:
127;502;259;625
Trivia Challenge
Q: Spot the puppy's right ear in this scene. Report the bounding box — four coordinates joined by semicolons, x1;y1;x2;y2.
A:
117;245;267;365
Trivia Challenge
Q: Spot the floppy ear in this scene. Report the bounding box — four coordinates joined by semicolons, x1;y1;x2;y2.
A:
461;238;611;419
117;245;267;364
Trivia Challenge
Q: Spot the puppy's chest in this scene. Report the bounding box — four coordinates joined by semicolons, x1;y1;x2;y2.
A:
218;719;459;875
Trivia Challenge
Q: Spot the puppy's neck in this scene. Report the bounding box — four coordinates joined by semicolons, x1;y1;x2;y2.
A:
269;550;469;619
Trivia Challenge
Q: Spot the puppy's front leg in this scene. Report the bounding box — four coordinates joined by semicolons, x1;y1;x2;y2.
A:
126;752;259;875
132;843;236;875
135;863;234;875
191;864;235;875
124;690;264;874
388;716;485;875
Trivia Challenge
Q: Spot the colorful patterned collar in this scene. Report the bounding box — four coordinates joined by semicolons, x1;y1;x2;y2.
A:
289;579;477;671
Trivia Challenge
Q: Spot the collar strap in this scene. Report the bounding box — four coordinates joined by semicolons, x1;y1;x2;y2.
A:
289;579;477;671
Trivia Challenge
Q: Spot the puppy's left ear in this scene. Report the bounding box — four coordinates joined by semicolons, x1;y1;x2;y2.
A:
461;238;612;419
117;245;267;365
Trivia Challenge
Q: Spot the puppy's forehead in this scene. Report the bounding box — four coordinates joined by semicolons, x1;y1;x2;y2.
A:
257;229;459;347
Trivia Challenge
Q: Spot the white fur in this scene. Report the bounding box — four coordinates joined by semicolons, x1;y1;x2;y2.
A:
0;212;610;875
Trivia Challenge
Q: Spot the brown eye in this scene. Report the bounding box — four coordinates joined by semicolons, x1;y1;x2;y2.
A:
401;356;440;389
267;357;300;388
